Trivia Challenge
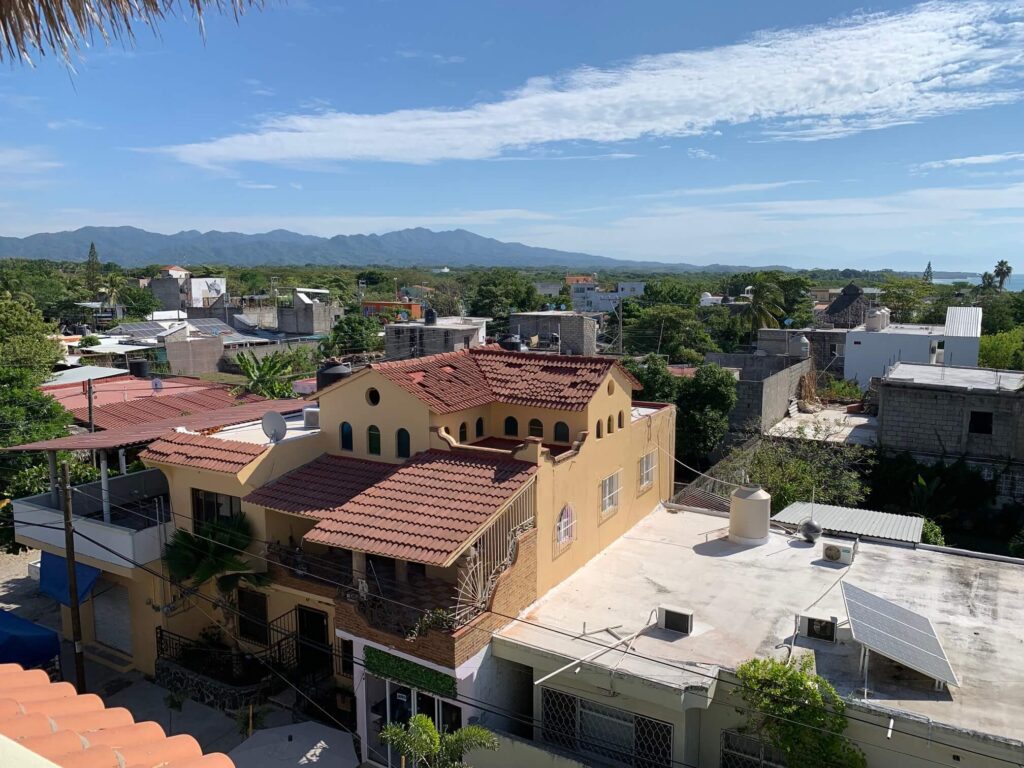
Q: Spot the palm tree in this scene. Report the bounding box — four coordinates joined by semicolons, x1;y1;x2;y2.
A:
381;714;498;768
1;1;257;63
979;272;997;292
994;260;1013;291
739;280;785;341
163;514;269;678
236;350;295;399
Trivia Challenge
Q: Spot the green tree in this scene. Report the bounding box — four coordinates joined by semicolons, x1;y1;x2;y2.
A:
923;261;934;283
621;354;680;403
979;272;996;292
78;335;101;348
880;278;924;323
921;518;945;546
978;328;1024;369
380;713;498;768
428;285;463;317
625;305;717;363
677;364;737;460
735;656;865;768
84;242;101;295
701;305;744;352
468;269;538;333
977;291;1017;335
0;293;63;375
738;279;784;341
118;285;162;321
235;351;296;399
163;515;270;678
994;260;1013;291
319;314;384;357
641;278;699;307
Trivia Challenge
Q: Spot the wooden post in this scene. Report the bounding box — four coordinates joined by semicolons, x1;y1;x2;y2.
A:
62;461;87;693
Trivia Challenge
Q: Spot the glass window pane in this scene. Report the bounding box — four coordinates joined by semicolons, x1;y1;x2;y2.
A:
416;691;437;727
440;701;462;734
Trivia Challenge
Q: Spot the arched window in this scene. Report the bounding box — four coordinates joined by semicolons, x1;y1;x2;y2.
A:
459;422;468;442
555;504;575;549
396;428;410;458
528;419;543;438
618;411;625;429
554;421;570;443
367;425;381;455
475;417;485;438
596;420;604;439
607;415;615;434
504;416;519;437
340;422;353;451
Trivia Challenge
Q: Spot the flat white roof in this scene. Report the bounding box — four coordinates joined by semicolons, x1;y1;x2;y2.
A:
209;411;319;445
498;509;1024;740
41;366;130;387
852;323;943;336
886;362;1024;391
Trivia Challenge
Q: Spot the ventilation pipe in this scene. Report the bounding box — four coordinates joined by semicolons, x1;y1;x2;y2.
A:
729;485;771;546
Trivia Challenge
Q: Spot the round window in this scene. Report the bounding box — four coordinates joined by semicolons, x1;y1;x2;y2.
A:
366;387;381;406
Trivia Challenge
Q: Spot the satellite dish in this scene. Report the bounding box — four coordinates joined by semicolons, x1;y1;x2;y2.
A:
783;318;793;327
261;411;288;443
559;304;567;311
151;378;164;392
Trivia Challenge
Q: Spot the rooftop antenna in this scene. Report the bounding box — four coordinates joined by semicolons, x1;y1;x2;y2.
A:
261;411;288;444
151;378;164;393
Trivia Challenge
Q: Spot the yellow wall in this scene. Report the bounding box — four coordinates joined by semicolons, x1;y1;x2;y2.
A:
318;370;431;461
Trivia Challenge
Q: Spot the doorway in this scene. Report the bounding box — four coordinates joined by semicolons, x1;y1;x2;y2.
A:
93;581;132;655
296;606;331;676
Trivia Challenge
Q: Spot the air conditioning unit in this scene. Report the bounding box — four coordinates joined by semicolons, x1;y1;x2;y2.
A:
303;407;320;429
798;615;838;643
657;605;694;635
823;542;856;565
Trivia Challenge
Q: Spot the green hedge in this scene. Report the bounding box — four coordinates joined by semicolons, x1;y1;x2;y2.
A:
364;646;457;699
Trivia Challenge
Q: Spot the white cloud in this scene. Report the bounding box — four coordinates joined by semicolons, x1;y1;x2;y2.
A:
916;151;1024;170
237;181;277;190
686;148;717;161
639;180;816;198
158;1;1024;169
243;79;276;97
394;49;465;64
46;119;101;131
0;147;62;176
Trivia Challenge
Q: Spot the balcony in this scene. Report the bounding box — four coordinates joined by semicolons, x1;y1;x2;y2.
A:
13;469;173;570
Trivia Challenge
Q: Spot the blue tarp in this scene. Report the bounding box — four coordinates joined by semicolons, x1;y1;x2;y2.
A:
40;551;101;607
0;610;60;668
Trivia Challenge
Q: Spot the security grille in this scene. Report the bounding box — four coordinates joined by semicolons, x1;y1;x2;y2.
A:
601;470;622;520
541;687;672;768
719;730;786;768
639;451;656;491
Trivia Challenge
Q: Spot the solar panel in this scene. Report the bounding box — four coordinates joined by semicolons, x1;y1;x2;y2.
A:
841;581;959;687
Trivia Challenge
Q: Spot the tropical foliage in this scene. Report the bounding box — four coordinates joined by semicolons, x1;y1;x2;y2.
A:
319;314;384;357
677;363;738;461
235;351;296;399
738;279;784;340
380;714;498;768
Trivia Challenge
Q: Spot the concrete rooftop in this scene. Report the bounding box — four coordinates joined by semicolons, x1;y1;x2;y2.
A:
767;407;878;445
853;323;943;336
498;508;1024;741
209;412;319;445
886;362;1024;392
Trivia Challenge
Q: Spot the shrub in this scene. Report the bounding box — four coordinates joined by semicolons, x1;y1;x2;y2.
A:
921;518;945;546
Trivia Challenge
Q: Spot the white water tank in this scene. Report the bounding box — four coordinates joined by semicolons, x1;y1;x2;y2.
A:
729;485;771;546
788;334;810;358
866;310;884;331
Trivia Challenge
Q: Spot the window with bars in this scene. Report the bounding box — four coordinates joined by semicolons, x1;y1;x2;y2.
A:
601;471;621;519
554;505;575;552
541;687;672;768
191;488;241;529
638;451;656;492
719;730;786;768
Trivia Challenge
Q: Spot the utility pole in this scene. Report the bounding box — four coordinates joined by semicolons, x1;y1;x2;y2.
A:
617;296;624;355
61;461;87;694
87;379;95;433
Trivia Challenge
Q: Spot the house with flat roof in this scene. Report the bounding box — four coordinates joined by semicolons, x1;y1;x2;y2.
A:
487;497;1024;768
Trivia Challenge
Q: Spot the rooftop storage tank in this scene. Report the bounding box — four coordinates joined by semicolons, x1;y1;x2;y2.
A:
729;485;771;546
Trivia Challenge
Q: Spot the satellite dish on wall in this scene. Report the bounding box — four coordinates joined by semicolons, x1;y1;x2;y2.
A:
783;318;794;327
261;411;288;443
151;378;164;392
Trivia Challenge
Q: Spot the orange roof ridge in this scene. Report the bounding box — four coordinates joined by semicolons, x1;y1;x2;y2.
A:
0;664;233;768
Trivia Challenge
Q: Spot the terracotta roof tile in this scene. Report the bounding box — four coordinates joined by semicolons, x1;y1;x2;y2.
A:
302;450;536;566
8;400;308;453
369;347;639;414
140;431;268;474
71;389;264;431
245;454;395;519
0;663;233;768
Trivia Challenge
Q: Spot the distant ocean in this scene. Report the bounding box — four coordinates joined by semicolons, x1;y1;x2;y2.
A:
934;275;1024;292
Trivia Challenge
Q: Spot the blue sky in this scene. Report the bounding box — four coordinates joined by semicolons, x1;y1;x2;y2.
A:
2;0;1024;270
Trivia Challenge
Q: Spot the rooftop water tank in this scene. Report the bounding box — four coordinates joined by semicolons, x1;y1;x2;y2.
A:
424;307;438;326
789;334;810;358
128;359;150;379
316;363;353;391
866;310;884;331
729;485;771;546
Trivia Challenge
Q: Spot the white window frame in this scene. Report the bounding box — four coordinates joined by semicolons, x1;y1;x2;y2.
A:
554;505;576;552
600;471;621;520
638;451;656;493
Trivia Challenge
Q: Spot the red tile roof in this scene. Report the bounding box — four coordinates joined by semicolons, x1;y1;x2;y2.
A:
72;389;264;431
368;347;639;414
140;431;268;474
0;663;233;768
245;454;395;518
254;451;536;565
43;376;223;412
7;400;309;453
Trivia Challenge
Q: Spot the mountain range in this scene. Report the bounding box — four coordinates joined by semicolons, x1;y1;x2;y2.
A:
0;226;793;273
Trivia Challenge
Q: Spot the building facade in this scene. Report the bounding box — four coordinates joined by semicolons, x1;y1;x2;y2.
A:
508;311;598;356
384;317;488;360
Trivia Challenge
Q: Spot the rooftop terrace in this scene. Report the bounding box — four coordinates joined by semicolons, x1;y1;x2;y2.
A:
497;508;1024;742
886;362;1024;391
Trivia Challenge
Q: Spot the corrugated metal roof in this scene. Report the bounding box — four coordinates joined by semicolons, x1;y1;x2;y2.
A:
773;502;924;543
41;367;131;387
944;306;982;338
6;399;308;453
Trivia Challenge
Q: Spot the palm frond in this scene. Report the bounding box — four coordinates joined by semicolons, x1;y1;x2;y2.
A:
1;1;259;63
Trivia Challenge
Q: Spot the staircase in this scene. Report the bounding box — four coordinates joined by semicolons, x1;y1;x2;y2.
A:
787;398;799;418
